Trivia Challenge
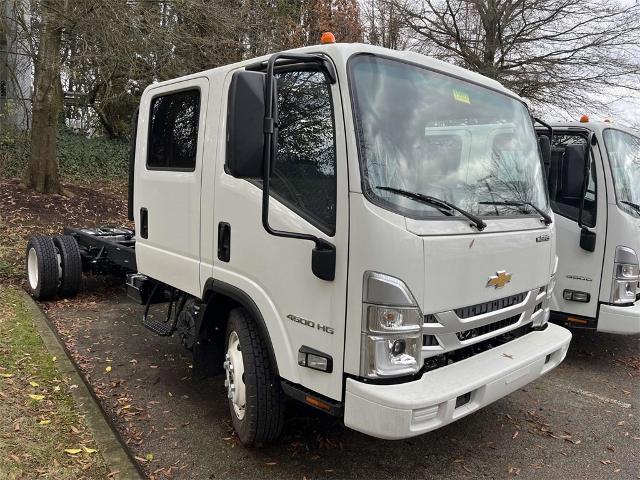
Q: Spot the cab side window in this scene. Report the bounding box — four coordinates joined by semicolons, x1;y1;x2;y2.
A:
271;70;337;235
547;133;597;226
147;89;200;171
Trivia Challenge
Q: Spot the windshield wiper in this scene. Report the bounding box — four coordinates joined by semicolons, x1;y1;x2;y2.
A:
377;186;487;231
479;201;552;226
621;200;640;214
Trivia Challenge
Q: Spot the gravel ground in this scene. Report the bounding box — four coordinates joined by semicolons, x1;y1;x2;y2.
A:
44;286;639;480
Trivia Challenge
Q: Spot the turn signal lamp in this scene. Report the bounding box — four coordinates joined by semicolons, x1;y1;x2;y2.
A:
321;32;336;44
579;114;589;123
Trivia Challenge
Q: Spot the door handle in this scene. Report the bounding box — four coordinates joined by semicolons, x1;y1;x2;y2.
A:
140;208;148;239
218;222;231;262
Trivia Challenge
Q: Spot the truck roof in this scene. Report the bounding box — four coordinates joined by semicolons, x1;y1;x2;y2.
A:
545;121;640;137
144;43;519;101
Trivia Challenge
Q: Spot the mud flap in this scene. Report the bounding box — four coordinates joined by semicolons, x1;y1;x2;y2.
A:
192;302;224;381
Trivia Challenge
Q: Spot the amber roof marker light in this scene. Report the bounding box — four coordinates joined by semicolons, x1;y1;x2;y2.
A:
321;32;336;44
580;114;590;123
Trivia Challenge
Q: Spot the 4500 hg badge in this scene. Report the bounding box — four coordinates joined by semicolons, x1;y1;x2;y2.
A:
287;314;335;335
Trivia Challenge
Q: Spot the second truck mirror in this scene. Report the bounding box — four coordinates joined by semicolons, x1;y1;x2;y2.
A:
580;227;596;252
538;135;551;166
226;70;266;178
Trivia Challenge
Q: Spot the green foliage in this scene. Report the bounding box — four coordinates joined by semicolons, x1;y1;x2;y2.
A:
57;129;129;181
0;126;30;178
0;128;129;182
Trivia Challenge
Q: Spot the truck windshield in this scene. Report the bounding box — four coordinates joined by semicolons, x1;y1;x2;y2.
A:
349;55;548;219
603;129;640;216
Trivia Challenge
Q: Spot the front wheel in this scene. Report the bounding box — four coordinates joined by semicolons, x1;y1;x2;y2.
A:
224;308;284;445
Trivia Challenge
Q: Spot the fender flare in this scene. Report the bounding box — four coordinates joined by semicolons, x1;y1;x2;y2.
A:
202;278;279;376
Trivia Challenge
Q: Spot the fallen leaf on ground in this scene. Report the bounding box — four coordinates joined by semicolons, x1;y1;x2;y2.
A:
0;373;14;378
29;381;39;387
64;448;83;455
145;453;154;461
37;419;51;425
83;446;98;454
105;366;112;373
28;394;45;401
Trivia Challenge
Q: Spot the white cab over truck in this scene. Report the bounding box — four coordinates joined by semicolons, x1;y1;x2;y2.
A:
26;42;571;445
536;120;640;335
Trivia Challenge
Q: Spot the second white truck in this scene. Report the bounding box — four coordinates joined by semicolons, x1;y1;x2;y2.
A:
537;119;640;334
26;41;571;445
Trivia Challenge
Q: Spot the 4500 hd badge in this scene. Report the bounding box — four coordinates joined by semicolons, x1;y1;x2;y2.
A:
287;314;334;335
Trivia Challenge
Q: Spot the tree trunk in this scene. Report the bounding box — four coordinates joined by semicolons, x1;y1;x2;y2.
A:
26;0;63;194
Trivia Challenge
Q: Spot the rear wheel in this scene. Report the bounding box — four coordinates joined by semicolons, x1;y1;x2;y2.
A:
224;308;284;445
25;235;59;301
52;235;82;298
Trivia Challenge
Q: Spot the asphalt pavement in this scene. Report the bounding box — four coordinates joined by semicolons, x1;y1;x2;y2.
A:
45;288;639;479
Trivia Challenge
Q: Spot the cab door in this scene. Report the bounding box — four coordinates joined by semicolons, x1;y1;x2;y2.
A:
134;78;209;297
544;130;607;323
212;66;349;401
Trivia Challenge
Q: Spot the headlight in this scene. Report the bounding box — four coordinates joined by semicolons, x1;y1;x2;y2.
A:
361;272;422;378
611;246;639;305
366;305;422;334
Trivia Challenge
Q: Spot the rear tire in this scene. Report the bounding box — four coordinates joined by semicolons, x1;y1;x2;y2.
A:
52;235;82;298
224;308;284;445
25;235;59;301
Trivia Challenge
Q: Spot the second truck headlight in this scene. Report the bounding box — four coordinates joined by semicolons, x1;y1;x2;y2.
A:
611;246;639;305
361;272;422;378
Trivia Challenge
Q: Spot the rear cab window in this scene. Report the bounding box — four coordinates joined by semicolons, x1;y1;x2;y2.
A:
147;89;201;171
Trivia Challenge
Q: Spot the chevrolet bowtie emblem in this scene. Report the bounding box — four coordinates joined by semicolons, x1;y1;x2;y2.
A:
487;271;512;289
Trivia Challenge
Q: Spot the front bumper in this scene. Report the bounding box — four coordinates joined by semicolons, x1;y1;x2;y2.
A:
344;323;571;440
597;302;640;335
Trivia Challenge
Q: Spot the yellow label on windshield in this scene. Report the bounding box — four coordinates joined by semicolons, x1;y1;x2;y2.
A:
453;89;470;104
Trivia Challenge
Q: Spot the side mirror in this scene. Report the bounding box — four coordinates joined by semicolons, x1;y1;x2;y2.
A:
580;227;596;252
538;134;551;166
226;71;266;178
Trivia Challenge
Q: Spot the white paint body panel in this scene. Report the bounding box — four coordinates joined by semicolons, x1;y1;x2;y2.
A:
135;77;210;297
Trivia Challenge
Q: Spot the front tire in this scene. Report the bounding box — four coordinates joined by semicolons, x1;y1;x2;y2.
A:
25;235;59;301
224;308;284;445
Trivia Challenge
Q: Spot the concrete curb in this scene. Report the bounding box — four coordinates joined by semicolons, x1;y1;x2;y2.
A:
20;290;144;480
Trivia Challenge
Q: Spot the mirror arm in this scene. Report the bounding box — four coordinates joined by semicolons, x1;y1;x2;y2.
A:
260;53;336;281
533;117;553;143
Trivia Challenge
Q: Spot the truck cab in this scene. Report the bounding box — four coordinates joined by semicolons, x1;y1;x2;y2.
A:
536;120;640;334
26;42;572;445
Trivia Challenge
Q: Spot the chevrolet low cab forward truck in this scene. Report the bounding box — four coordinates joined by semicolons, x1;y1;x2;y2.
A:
25;42;571;445
536;120;640;334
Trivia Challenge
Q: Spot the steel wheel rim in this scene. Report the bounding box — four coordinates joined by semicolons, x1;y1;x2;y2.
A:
27;248;38;290
224;331;246;420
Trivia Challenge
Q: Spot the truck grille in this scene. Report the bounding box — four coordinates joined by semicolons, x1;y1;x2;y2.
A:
421;287;547;365
456;314;520;341
454;292;527;319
